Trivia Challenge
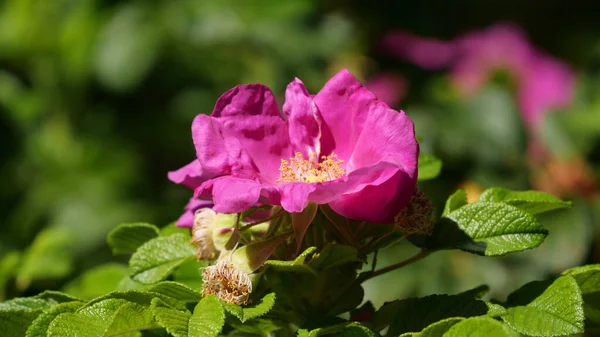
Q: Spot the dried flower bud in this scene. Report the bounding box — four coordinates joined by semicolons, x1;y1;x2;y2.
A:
395;188;434;235
191;208;219;261
201;259;253;305
191;209;239;262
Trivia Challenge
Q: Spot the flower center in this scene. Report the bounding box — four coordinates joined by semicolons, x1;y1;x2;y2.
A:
277;152;345;183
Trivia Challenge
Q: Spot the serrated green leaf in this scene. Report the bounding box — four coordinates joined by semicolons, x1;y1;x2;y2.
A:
129;233;195;284
189;295;225;337
486;303;507;317
264;246;317;273
82;290;187;312
501;276;584;336
223;292;276;323
418;153;442;181
104;301;155;337
442;189;468;217
63;263;129;299
0;294;79;336
0;299;47;337
562;264;600;324
398;317;464;337
444;316;517;336
310;244;360;270
108;223;160;255
149;282;201;303
33;290;82;304
429;202;548;256
385;293;489;336
26;301;84;337
151;298;191;337
301;322;378;337
47;312;105;337
478;188;572;215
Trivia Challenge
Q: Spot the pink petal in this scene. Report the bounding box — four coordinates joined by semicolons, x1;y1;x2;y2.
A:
197;176;280;214
329;168;415;223
347;105;418;175
194;85;291;183
175;198;214;228
168;160;212;189
313;69;375;160
283;78;323;157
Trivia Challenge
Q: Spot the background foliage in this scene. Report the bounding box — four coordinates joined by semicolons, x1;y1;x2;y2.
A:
1;0;599;315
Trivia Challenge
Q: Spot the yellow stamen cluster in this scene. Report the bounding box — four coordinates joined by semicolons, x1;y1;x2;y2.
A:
201;259;252;305
277;152;345;183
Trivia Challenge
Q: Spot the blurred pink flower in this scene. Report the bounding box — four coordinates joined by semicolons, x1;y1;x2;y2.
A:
365;72;408;108
169;69;419;223
380;23;575;129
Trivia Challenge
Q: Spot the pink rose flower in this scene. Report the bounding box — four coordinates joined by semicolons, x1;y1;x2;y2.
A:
169;69;419;223
379;23;575;130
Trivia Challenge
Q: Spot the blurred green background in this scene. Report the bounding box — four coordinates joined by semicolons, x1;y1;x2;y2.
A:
1;0;600;306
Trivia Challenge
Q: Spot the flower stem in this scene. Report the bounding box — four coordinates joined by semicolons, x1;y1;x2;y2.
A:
359;250;432;283
240;209;285;232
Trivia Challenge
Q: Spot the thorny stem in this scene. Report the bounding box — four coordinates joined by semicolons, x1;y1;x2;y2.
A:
240;209;285;232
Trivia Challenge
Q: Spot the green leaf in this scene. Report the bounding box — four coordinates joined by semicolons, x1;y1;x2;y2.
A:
172;260;206;290
398;317;464;337
562;264;600;324
444;316;517;336
231;232;293;273
501;276;584;336
385;293;489;336
160;223;190;237
148;282;201;303
47;312;106;337
300;322;378;337
442;189;468;217
17;228;75;289
264;246;317;273
291;202;318;253
486;303;507;317
418;153;442;181
129;233;195;284
26;301;84;337
151;298;191;337
0;298;49;337
223;292;276;323
189;295;225;337
310;244;360;270
63;263;129;299
228;318;283;335
107;222;160;255
82;290;186;311
478;188;572;214
429;202;548;256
